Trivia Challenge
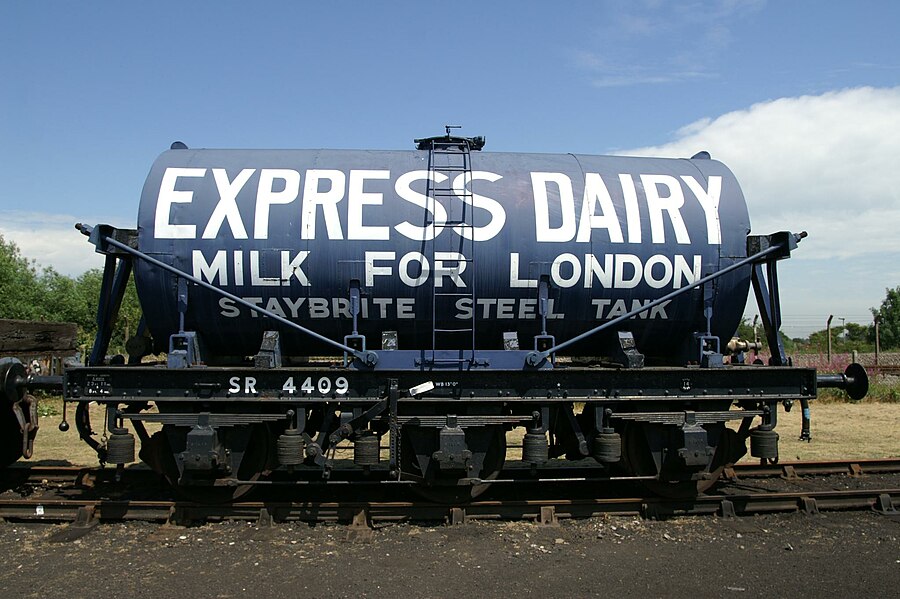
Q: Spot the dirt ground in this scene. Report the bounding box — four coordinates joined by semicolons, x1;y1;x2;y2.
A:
0;511;897;598
4;399;899;598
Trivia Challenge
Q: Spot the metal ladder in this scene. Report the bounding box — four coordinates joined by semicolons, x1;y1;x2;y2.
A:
415;127;485;364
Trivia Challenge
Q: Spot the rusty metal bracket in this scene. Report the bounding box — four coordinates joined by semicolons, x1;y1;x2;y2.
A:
47;505;98;543
449;507;466;525
873;494;897;516
539;505;559;526
257;507;273;527
346;508;375;542
800;496;819;515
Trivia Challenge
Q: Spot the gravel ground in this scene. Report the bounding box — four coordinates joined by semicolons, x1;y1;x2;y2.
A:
9;400;899;598
0;511;897;598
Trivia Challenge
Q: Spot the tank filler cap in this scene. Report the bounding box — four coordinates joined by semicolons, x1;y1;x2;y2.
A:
691;151;711;160
414;125;485;151
170;141;188;150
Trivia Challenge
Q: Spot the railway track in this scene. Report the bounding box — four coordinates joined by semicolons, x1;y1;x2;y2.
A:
1;459;897;529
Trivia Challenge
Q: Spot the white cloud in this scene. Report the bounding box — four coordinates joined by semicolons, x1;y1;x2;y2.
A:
0;211;115;276
623;86;900;332
624;86;900;259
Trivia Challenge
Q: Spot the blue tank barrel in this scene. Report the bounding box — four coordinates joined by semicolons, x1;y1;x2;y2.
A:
133;146;752;364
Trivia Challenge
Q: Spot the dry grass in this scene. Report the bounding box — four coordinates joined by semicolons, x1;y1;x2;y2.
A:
24;397;900;468
29;398;137;466
760;400;900;462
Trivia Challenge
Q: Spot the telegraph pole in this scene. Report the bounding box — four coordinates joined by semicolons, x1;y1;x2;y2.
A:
826;315;834;363
875;315;881;366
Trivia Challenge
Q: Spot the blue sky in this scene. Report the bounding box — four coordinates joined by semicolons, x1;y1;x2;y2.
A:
2;1;899;337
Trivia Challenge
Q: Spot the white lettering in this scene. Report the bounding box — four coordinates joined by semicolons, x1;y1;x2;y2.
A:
576;173;624;243
592;299;611;318
641;174;690;244
301;169;345;240
265;297;286;318
155;167;205;239
496;298;515;319
452;171;506;241
308;298;329;317
397;298;415;318
434;252;466;288
456;298;473;319
250;250;280;286
518;298;536;319
584;253;613;288
348;170;390;240
280;250;310;286
399;252;429;287
531;172;576;242
619;174;642;243
365;251;395;286
551;253;581;288
284;297;305;317
219;298;240;318
202;168;253;239
393;170;448;241
193;250;228;284
674;254;702;287
644;254;674;289
509;253;538;288
681;175;722;245
614;254;643;288
233;250;244;286
255;169;300;239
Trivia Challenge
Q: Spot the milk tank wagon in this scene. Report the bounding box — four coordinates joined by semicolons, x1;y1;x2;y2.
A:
59;130;867;501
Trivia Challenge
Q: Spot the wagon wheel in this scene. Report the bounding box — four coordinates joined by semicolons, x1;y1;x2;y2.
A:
0;405;23;467
403;425;507;504
0;359;26;467
622;422;732;499
140;424;270;503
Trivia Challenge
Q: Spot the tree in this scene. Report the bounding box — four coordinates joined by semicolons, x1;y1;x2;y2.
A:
0;233;143;355
0;234;42;320
71;269;143;353
872;286;900;349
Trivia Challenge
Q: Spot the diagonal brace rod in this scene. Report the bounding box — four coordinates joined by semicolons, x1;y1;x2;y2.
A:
78;224;375;365
525;236;798;366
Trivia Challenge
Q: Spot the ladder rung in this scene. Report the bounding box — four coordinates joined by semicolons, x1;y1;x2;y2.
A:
424;221;475;228
427;358;474;364
434;328;474;333
430;166;469;172
431;190;473;197
435;292;474;297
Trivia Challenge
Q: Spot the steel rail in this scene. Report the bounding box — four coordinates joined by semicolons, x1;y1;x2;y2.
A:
727;458;900;479
0;488;896;525
4;459;899;489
